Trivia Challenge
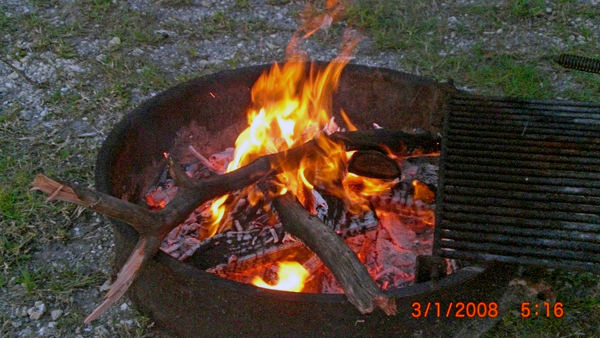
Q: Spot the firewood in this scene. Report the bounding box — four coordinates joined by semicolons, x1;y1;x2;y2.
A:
185;224;292;269
30;129;435;322
32;139;325;323
208;241;309;276
271;192;397;315
329;129;439;155
347;150;401;179
191;217;378;274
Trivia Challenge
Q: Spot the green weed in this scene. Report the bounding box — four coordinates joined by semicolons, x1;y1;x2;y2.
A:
18;269;38;293
510;0;546;17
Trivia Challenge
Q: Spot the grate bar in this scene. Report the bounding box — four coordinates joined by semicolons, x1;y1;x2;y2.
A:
443;195;600;213
435;94;600;271
440;240;600;263
443;213;600;233
442;204;600;223
450;115;600;129
444;186;600;205
446;140;600;157
449;121;600;138
450;95;600;109
445;155;600;172
441;229;600;253
447;135;600;152
440;221;600;242
448;129;599;143
446;149;600;166
450;107;600;120
444;172;600;189
440;251;598;272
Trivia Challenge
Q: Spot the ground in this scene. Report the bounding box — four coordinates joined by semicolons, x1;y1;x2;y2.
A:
1;0;599;337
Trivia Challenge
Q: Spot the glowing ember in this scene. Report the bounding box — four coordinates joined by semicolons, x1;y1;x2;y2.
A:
252;261;310;292
412;180;435;204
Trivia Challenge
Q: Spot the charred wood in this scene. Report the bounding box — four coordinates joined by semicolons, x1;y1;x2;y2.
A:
348;150;401;179
329;129;440;156
185;212;378;273
271;192;397;315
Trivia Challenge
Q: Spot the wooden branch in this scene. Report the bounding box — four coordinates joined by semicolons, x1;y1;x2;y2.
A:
156;139;325;235
84;236;161;324
329;129;440;156
31;175;157;234
271;192;397;315
31;129;433;322
31;139;326;323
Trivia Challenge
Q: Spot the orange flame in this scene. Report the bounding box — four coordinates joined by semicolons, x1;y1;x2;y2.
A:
203;194;229;238
225;38;357;201
251;261;310;292
343;173;397;213
199;1;393;292
203;1;362;236
412;180;435;204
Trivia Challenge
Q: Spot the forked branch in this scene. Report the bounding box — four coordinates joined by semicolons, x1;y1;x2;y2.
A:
31;130;438;323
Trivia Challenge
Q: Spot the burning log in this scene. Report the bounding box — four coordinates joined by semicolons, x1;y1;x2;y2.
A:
31;129;435;322
208;241;309;276
330;129;440;156
271;192;397;315
348;150;400;179
187;212;378;273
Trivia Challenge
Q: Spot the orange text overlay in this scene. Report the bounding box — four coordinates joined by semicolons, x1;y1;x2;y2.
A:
411;302;499;318
520;302;564;318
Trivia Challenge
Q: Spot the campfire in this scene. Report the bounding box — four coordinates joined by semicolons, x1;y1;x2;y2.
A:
144;51;444;296
31;53;518;337
33;3;600;336
138;1;445;298
31;1;483;333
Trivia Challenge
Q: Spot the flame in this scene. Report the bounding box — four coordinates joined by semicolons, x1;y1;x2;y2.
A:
252;261;310;292
225;49;355;202
204;194;229;237
197;1;394;292
412;180;435;204
341;110;357;131
343;173;397;213
201;1;362;236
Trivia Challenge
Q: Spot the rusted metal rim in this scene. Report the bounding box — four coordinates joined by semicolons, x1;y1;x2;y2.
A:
95;63;516;338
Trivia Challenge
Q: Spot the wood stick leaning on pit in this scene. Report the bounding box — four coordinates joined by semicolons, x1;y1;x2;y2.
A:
272;192;396;315
30;130;438;323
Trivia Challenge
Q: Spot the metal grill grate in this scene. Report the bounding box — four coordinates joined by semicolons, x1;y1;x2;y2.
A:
435;94;600;271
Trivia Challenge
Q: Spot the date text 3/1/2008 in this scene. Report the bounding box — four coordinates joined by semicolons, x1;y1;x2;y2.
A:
411;302;498;318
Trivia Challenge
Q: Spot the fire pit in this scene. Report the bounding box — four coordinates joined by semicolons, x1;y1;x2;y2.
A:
95;63;517;337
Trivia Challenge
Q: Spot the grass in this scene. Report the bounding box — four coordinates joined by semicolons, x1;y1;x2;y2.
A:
347;0;599;100
444;44;552;98
486;269;600;337
0;111;69;269
0;2;184;331
509;0;546;17
346;0;446;52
